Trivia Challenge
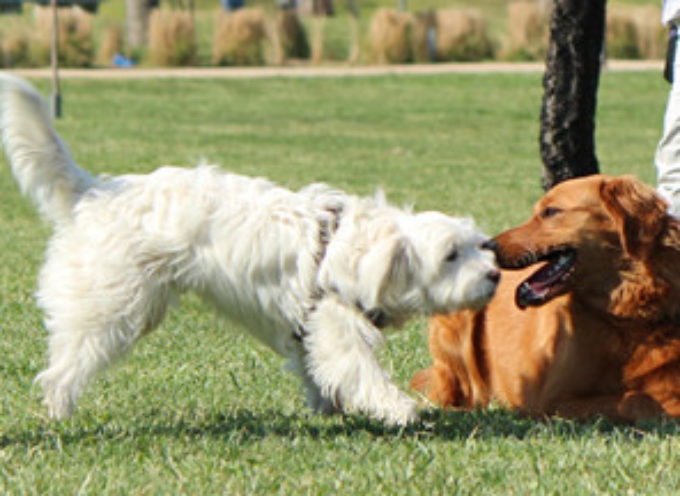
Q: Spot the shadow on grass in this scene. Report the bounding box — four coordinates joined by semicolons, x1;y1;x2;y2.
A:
2;407;680;449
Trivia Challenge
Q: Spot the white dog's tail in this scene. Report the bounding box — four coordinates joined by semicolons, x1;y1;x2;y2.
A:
0;74;94;225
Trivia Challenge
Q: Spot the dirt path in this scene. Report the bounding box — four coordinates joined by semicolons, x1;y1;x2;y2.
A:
6;60;663;79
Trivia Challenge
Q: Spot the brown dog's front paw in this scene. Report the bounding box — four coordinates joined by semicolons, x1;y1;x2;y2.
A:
618;391;665;421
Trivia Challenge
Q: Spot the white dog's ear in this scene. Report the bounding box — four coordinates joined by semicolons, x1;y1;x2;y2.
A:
357;236;413;309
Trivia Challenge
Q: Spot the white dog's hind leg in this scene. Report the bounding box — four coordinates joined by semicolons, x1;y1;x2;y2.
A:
303;294;418;425
35;276;172;419
36;331;111;420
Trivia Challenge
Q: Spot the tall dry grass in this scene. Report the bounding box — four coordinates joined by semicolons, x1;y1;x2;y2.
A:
33;6;94;67
2;28;32;68
96;24;124;67
306;15;356;64
502;0;548;60
631;6;665;59
369;8;413;64
607;8;641;59
148;9;196;66
347;15;360;64
213;8;269;66
434;9;495;62
0;4;665;70
370;7;494;64
411;10;435;63
606;6;665;60
308;17;324;64
275;9;309;61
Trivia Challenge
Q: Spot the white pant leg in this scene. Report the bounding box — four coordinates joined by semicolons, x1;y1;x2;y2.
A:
656;24;680;217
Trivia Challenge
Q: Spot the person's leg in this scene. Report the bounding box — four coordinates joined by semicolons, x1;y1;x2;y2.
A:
656;25;680;216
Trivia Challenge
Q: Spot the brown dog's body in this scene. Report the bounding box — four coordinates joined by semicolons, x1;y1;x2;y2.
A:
412;175;680;420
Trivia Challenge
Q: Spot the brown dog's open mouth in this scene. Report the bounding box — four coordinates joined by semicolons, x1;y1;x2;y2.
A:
514;248;577;309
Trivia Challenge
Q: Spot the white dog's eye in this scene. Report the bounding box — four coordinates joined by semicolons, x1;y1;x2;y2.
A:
445;249;458;262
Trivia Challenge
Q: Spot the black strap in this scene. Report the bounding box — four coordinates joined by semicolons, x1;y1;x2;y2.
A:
665;25;677;84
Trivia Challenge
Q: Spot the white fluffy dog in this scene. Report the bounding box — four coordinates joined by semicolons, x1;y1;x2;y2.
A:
0;74;499;425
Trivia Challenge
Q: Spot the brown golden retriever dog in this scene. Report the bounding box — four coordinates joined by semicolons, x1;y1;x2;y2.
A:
411;175;680;421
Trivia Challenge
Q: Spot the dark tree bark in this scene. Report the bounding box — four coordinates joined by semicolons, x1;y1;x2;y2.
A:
539;0;606;191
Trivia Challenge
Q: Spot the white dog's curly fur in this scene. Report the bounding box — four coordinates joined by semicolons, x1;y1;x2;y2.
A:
0;74;499;425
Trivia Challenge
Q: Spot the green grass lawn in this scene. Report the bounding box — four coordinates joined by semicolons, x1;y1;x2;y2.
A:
0;71;677;494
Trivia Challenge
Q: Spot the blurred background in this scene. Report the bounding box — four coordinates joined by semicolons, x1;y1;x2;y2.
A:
0;0;663;69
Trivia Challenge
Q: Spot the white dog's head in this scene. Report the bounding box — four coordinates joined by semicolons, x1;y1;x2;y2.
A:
399;212;499;314
319;206;499;328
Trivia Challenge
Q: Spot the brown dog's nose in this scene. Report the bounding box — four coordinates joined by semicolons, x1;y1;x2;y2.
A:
481;239;499;253
487;269;501;284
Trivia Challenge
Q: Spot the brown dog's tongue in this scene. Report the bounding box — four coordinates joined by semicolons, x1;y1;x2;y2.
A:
516;280;547;309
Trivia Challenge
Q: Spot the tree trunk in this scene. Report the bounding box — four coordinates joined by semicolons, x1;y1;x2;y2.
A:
126;0;150;51
539;0;606;191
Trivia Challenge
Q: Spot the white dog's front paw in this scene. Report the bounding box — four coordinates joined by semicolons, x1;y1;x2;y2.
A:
36;370;77;420
42;384;75;420
379;394;419;426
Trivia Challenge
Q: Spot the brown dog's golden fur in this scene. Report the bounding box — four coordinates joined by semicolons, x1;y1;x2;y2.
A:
411;175;680;420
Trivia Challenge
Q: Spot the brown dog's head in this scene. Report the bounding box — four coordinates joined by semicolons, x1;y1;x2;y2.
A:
487;175;672;315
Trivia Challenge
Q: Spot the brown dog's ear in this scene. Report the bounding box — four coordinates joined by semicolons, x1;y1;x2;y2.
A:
599;176;668;259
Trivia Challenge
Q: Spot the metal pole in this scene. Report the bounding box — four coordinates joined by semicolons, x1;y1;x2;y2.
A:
398;0;406;11
50;0;61;118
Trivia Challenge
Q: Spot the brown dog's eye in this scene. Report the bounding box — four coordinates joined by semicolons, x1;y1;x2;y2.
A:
541;207;562;218
445;249;458;262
